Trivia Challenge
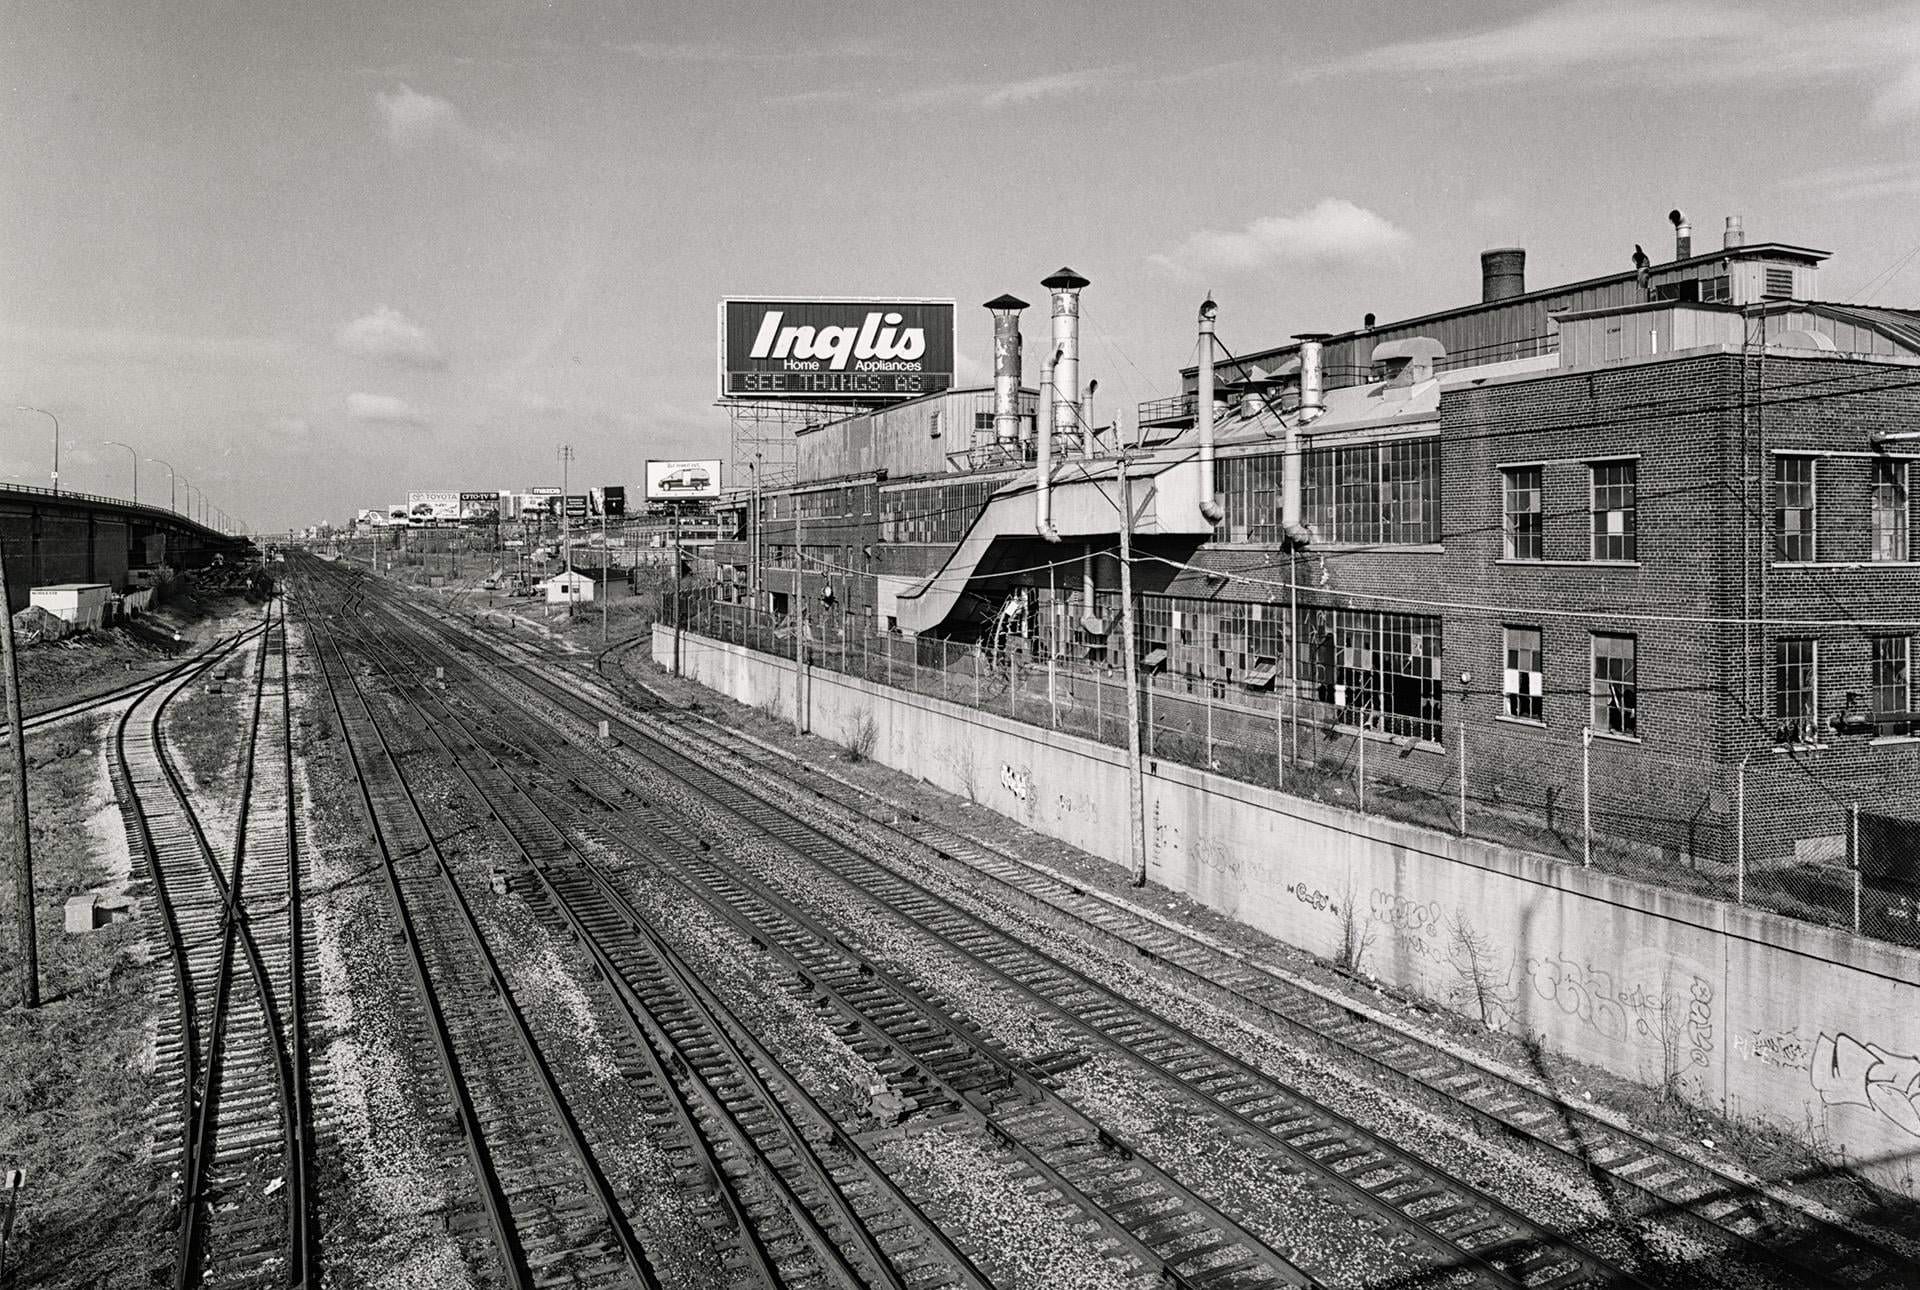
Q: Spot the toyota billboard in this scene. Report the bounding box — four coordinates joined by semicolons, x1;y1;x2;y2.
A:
407;490;460;525
718;298;954;403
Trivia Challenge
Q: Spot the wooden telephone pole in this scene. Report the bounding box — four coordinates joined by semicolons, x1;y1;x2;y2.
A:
0;540;39;1008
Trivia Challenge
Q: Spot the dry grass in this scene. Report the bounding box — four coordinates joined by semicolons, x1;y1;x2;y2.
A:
0;722;172;1287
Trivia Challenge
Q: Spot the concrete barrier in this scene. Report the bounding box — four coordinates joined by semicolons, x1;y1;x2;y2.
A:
659;625;1920;1192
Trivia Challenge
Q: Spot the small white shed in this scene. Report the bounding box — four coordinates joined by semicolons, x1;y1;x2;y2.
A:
540;570;596;606
31;583;113;630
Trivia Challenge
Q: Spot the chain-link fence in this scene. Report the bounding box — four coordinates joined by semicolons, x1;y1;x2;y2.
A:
669;594;1918;946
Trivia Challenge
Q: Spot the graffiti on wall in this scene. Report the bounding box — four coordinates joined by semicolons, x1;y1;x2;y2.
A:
1738;1027;1813;1072
1369;889;1445;963
1285;881;1331;913
999;763;1032;803
1812;1033;1920;1137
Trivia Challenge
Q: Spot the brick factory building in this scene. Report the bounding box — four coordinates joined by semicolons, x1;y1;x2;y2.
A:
709;216;1920;913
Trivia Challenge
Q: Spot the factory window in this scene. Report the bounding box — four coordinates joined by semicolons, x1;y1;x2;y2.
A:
1502;465;1543;560
1872;459;1908;562
1775;637;1818;743
1217;452;1286;542
1775;455;1817;562
1589;460;1637;561
1700;275;1731;304
1873;636;1915;736
1590;633;1637;737
1503;627;1544;722
1300;437;1441;544
1329;610;1443;742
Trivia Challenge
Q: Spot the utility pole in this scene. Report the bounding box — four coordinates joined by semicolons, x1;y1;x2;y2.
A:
1116;451;1148;888
671;507;683;675
793;496;806;735
0;535;38;1008
600;504;609;644
559;444;576;618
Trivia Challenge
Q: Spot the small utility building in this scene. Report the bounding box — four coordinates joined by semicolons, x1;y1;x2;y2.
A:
540;570;596;606
30;583;113;630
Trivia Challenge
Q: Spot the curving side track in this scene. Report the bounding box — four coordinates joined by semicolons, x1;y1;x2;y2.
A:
112;601;317;1289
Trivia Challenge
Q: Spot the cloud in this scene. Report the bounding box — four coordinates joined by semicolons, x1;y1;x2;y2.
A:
1785;160;1920;204
346;393;428;426
376;84;460;149
615;37;895;65
372;85;536;165
772;64;1127;112
1304;2;1920;122
335;306;446;369
270;415;311;440
1150;199;1410;276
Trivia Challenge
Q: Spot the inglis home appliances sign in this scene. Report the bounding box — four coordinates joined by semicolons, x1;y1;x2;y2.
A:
719;298;954;403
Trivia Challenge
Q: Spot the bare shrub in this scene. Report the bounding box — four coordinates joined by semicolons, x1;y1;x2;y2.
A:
846;711;878;763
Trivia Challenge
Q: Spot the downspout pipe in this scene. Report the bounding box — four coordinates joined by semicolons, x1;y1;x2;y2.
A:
1036;346;1062;542
1282;334;1327;548
1197;296;1223;523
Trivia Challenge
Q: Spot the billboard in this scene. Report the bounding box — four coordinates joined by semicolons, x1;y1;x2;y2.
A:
385;503;410;525
719;298;954;403
564;494;590;520
407;490;460;525
591;485;627;518
645;459;723;501
459;491;500;523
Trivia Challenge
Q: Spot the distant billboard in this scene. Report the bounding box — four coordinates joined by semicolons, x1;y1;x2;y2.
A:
646;460;722;501
385;503;410;525
564;494;590;520
719;298;954;403
459;491;500;523
591;485;627;518
407;490;460;525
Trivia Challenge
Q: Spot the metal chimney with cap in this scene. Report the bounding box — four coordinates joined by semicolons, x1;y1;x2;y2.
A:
1042;267;1089;451
1669;209;1691;260
983;294;1029;445
1724;215;1745;249
1480;248;1526;302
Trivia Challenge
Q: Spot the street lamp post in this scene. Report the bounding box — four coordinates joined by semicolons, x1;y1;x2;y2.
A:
103;441;138;504
147;458;178;513
15;406;59;494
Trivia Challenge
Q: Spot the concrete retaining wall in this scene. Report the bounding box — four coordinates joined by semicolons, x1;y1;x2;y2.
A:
659;626;1920;1193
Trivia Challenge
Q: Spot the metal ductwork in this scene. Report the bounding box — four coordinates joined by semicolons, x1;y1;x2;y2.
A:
1669;209;1691;260
1035;345;1062;542
1197;296;1223;523
1042;267;1089;454
1281;334;1327;549
1480;248;1526;302
1724;214;1745;249
983;294;1029;445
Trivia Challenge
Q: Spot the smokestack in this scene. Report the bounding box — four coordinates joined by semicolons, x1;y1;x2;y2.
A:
1480;248;1526;302
1282;335;1327;548
983;294;1029;445
1042;267;1089;453
1036;345;1061;542
1197;296;1223;522
1724;214;1745;249
1669;209;1691;260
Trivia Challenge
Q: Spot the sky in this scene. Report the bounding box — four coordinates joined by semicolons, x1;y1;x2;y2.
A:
5;0;1920;531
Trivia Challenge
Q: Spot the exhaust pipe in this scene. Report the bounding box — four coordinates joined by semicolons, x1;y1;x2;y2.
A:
1198;296;1223;523
1282;334;1327;548
1042;267;1089;455
984;294;1029;445
1669;209;1691;260
1036;346;1062;543
1724;214;1745;249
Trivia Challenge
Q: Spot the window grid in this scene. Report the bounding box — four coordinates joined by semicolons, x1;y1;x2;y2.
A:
1872;459;1908;563
1775;637;1818;741
1329;610;1444;742
1503;627;1544;722
1589;461;1637;561
1296;438;1442;544
1591;633;1637;736
1775;456;1817;562
1872;636;1914;736
1503;466;1543;560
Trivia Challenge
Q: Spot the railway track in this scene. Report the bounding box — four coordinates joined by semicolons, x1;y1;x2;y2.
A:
577;600;1920;1289
308;565;1643;1287
300;611;660;1289
112;602;316;1289
327;592;1267;1288
407;570;1920;1288
9;625;262;742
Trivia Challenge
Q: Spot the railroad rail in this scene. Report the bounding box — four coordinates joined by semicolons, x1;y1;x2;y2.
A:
8;624;262;741
300;608;661;1289
304;561;1644;1287
111;601;315;1288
